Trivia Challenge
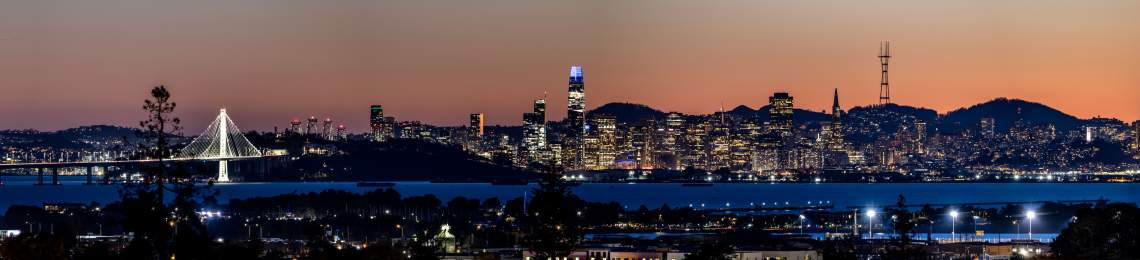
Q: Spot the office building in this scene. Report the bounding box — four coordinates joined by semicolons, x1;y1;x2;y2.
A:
523;98;548;163
306;116;318;135
469;113;484;138
567;65;586;136
587;115;617;170
1133;120;1140;151
290;118;302;134
322;118;333;140
768;92;794;135
370;105;385;142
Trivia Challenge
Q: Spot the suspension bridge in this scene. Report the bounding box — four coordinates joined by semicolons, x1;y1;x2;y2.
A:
0;109;275;185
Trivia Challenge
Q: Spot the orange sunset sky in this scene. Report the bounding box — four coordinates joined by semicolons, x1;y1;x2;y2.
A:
1;0;1138;131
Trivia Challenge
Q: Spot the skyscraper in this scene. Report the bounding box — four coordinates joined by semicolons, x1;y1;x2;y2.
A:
567;65;586;136
831;88;842;123
768;92;794;135
591;115;617;170
469;113;484;138
663;112;685;170
523;97;548;163
534;96;546;120
322;118;333;140
306;116;318;135
821;89;845;151
1132;120;1140;151
370;105;385;142
336;124;346;140
290;118;302;134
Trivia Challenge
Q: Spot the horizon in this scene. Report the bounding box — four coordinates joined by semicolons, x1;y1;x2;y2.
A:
2;0;1139;131
0;96;1125;132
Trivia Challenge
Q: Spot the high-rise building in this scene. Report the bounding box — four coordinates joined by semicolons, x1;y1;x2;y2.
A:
831;88;842;123
663;112;685;170
820;89;845;152
567;65;586;136
335;124;347;140
682;119;710;170
469;113;484;138
465;113;485;153
768;92;794;135
1132;120;1140;151
370;105;385;141
1086;126;1096;143
322;118;334;140
914;121;926;142
534;96;546;120
290;118;302;134
523;98;548;163
306;116;318;135
381;117;396;140
913;121;927;154
591;115;617;169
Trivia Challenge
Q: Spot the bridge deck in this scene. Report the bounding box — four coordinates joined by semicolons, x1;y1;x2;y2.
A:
0;156;271;170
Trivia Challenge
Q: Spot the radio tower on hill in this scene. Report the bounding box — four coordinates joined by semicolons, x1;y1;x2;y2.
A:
878;41;892;105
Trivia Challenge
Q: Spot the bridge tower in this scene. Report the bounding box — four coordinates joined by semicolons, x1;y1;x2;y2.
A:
181;108;262;182
218;109;231;182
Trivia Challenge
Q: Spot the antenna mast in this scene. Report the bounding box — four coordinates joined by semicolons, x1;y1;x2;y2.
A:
879;41;892;105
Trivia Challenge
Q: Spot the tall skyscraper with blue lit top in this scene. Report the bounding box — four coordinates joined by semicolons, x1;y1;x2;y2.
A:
567;65;586;136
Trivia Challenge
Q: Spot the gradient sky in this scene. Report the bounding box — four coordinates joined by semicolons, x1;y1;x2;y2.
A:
1;0;1139;132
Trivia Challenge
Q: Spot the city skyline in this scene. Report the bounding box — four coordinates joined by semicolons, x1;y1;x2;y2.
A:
2;2;1138;259
2;0;1140;131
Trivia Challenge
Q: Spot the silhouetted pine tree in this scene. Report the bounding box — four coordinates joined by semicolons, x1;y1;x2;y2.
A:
524;163;583;259
121;86;217;260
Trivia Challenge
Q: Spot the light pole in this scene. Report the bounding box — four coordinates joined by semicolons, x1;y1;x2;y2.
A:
972;216;979;241
1014;220;1020;239
949;210;959;242
867;210;877;239
1026;210;1037;240
799;214;806;234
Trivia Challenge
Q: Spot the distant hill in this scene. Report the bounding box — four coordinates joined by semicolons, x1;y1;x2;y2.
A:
841;103;942;140
941;98;1082;132
847;103;940;123
726;105;832;124
56;125;139;140
0;125;140;149
587;103;666;125
726;105;757;118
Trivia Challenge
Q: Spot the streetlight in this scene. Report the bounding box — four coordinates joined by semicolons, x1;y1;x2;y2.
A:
949;210;959;242
1026;210;1037;240
799;215;806;234
972;216;980;241
866;210;877;239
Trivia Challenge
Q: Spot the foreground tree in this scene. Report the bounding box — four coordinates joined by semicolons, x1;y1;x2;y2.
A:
524;163;584;259
884;195;925;259
121;86;216;260
1051;202;1140;259
0;233;68;260
890;194;916;243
